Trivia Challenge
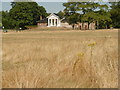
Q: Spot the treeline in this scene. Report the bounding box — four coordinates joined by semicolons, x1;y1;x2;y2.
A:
1;2;47;29
1;2;120;29
57;2;120;29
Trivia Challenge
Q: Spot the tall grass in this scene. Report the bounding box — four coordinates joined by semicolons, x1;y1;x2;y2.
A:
2;30;118;88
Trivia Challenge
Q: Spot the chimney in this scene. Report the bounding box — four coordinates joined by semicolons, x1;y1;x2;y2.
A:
40;16;42;20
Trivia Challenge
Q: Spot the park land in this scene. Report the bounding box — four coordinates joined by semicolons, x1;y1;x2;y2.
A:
2;29;118;88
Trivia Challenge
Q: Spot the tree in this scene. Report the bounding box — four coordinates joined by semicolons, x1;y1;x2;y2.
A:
0;11;2;27
63;2;80;29
110;2;120;28
96;10;112;29
9;2;47;29
63;2;79;15
63;2;112;29
82;12;96;29
57;11;65;19
67;13;80;29
79;2;111;29
2;11;16;29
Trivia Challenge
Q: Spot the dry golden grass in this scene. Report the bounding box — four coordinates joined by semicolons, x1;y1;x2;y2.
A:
2;29;118;88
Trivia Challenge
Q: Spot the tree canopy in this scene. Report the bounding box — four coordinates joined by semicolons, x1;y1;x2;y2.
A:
2;2;47;29
1;2;120;29
110;2;120;28
0;12;2;27
57;11;65;19
63;2;117;29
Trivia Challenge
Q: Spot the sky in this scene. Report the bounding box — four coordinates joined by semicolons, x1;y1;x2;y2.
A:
1;2;66;13
1;0;111;13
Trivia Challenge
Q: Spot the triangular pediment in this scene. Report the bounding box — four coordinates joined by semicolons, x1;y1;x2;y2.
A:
47;13;59;19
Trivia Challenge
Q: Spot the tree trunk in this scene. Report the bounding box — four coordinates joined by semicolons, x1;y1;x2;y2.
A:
88;22;90;30
96;21;99;29
72;24;75;30
82;23;84;30
106;24;107;29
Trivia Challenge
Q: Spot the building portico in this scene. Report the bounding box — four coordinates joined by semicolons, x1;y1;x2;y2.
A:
47;13;60;27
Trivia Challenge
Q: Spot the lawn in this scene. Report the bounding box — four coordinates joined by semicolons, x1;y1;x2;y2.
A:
2;29;118;88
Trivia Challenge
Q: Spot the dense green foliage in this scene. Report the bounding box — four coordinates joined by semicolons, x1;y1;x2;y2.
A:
63;2;114;29
2;11;16;29
2;2;47;29
0;12;2;27
1;2;120;29
57;11;65;19
110;2;120;28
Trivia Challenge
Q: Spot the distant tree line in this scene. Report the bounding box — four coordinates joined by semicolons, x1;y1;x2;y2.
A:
1;2;47;29
0;12;2;27
58;2;120;29
1;2;120;29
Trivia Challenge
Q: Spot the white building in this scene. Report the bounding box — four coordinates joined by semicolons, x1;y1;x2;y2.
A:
37;13;95;30
47;13;61;27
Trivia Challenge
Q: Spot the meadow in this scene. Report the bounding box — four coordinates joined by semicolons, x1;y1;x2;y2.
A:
2;29;118;88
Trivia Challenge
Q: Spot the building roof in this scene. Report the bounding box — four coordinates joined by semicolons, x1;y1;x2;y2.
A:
37;13;67;23
47;13;60;19
61;18;67;23
37;18;47;23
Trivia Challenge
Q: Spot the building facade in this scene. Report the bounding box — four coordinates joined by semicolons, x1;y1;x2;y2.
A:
37;13;96;30
74;22;96;30
47;13;61;27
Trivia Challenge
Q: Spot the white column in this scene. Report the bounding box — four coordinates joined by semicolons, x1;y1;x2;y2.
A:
56;19;58;26
50;19;51;26
53;19;54;26
51;19;53;26
54;19;56;26
59;19;61;26
57;19;60;27
53;19;55;26
48;18;49;27
49;19;51;26
50;19;52;26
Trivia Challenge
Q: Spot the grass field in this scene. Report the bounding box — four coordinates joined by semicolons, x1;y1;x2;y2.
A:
2;29;118;88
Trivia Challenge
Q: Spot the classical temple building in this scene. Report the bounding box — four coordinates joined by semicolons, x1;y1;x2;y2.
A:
37;13;60;27
47;13;61;27
37;13;96;30
37;13;72;28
